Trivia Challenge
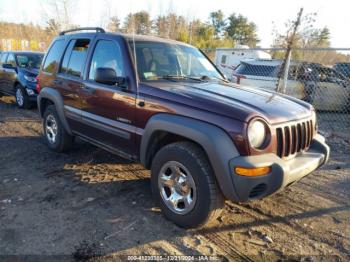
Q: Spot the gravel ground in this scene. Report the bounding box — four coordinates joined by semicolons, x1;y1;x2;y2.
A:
0;96;349;261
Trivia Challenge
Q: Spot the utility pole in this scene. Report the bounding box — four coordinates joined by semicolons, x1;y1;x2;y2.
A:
276;8;303;93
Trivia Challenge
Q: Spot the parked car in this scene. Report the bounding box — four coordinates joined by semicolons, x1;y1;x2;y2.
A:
0;51;44;108
334;62;350;78
37;28;329;228
233;59;350;112
304;65;350;112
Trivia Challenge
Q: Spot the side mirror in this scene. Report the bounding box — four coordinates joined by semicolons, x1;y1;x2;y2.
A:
2;63;15;70
94;67;128;88
95;67;117;85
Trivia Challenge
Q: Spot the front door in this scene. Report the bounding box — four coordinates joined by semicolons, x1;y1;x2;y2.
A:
79;37;137;157
2;53;17;94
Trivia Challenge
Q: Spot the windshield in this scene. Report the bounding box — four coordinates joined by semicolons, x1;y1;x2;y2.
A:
130;41;224;81
16;54;43;69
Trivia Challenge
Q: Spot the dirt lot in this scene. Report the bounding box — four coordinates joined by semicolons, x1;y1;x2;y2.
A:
0;96;349;261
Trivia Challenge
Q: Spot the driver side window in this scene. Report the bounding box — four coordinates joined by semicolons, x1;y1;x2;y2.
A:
89;40;124;81
6;53;16;67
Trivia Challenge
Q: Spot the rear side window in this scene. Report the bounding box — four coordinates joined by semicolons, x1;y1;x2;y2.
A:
236;63;277;77
43;40;66;74
88;40;124;81
60;39;90;77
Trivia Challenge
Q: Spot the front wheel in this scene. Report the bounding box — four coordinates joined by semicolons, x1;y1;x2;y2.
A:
43;105;74;152
151;141;224;228
15;85;31;109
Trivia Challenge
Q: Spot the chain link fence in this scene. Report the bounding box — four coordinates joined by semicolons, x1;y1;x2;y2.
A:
205;47;350;139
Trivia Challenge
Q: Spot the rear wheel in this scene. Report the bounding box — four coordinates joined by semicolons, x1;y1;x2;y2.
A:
15;85;31;109
151;141;224;228
43;105;74;152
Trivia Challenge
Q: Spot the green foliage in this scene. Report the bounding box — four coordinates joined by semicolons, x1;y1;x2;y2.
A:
209;10;226;38
225;13;259;47
124;11;152;34
107;16;121;32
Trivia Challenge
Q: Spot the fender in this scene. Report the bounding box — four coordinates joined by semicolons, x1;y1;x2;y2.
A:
37;87;73;135
140;113;241;201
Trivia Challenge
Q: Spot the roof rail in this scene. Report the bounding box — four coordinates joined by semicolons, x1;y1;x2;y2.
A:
59;27;105;36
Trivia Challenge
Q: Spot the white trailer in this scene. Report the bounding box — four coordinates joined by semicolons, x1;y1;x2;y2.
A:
215;45;271;80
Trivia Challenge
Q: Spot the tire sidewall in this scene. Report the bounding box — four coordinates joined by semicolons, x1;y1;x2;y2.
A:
15;86;26;108
43;106;63;150
151;144;214;228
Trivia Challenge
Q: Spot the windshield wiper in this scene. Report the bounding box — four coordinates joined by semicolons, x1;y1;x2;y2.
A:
161;75;205;82
199;75;230;83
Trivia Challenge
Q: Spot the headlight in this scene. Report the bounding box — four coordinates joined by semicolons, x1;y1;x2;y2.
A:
24;75;36;82
248;120;268;149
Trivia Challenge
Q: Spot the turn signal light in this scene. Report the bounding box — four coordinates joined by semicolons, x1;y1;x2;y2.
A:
235;166;271;177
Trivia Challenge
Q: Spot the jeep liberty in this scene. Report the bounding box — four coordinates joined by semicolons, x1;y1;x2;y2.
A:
37;28;330;228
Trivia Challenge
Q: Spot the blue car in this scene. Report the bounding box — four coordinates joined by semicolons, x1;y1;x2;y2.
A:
0;51;44;108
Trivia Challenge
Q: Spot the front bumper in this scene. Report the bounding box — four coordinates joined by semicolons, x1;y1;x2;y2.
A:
229;134;330;202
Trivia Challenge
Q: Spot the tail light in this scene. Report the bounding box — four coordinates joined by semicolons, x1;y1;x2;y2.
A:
35;76;41;93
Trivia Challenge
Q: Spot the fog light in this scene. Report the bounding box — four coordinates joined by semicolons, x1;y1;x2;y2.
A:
235;166;271;177
26;89;34;95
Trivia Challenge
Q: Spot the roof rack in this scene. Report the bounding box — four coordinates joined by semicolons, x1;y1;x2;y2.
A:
59;27;105;36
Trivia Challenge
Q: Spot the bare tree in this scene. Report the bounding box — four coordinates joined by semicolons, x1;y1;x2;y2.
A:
41;0;76;31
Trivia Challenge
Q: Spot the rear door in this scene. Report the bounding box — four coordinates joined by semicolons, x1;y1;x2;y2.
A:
56;38;92;133
79;36;137;157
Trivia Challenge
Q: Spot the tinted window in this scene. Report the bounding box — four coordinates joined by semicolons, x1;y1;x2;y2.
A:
6;53;16;67
16;54;43;69
236;63;277;77
60;41;75;74
64;39;90;77
89;40;124;80
0;53;7;64
221;55;227;64
334;63;350;77
43;40;66;73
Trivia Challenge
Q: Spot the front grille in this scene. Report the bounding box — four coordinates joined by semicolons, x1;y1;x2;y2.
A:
276;119;314;158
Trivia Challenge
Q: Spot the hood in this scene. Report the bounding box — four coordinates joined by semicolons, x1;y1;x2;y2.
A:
143;81;312;124
19;67;39;76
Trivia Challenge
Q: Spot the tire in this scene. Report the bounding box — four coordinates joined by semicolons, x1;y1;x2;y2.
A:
15;85;31;109
43;105;74;152
151;141;224;228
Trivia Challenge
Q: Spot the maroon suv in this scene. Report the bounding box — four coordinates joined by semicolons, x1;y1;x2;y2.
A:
37;28;330;228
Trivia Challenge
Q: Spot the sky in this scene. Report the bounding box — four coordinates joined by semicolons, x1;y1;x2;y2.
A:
0;0;349;48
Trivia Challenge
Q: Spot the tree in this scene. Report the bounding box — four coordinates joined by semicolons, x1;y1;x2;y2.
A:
107;16;121;32
154;15;169;37
123;11;152;34
209;10;226;38
272;13;330;49
45;19;61;35
311;27;330;47
225;13;259;47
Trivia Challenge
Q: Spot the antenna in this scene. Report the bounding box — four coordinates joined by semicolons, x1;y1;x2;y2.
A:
132;11;139;95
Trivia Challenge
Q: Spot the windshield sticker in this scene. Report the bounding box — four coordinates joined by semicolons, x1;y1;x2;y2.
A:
144;72;157;79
